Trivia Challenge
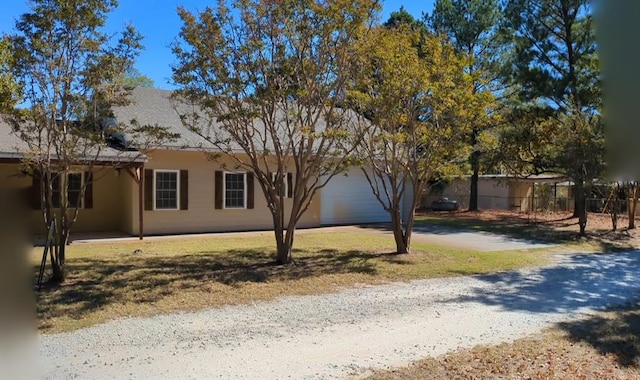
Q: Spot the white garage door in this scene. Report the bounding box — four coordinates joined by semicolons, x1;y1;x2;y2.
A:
320;168;390;225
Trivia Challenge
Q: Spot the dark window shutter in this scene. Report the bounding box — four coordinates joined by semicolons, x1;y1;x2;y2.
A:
144;169;153;211
215;170;223;209
31;173;41;210
247;172;254;209
180;170;188;210
287;172;293;199
84;171;93;209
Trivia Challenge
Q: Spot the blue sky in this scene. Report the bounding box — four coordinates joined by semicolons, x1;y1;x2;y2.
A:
0;1;434;89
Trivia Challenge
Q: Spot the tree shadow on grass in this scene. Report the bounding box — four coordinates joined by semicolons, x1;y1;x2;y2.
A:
35;248;382;329
558;300;640;368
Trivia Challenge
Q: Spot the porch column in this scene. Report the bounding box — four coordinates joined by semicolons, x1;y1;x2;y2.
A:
138;164;144;240
124;164;145;240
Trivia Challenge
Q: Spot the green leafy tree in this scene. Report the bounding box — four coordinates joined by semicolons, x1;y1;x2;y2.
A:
121;67;154;88
349;25;485;253
7;0;170;283
0;37;20;112
428;0;503;211
384;6;427;32
172;0;379;264
500;0;601;234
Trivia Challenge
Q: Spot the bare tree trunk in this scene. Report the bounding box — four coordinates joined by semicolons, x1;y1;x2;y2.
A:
390;208;409;254
469;164;479;212
575;181;587;236
50;230;69;283
611;199;618;231
271;213;291;264
629;186;637;229
468;127;479;212
572;184;580;217
276;227;294;264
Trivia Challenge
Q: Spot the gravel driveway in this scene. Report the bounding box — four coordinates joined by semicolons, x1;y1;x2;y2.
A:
40;250;640;380
409;224;557;251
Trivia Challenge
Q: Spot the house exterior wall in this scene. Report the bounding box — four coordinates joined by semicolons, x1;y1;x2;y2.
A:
127;150;321;235
424;177;528;211
0;163;125;235
423;178;469;209
119;169;136;234
78;167;124;233
508;181;533;211
477;178;510;210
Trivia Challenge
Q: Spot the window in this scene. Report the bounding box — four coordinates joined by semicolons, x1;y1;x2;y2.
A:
154;170;179;210
224;172;246;209
67;173;83;208
144;169;187;211
50;173;83;208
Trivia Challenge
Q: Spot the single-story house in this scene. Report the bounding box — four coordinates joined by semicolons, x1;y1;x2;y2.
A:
1;87;411;238
423;174;572;212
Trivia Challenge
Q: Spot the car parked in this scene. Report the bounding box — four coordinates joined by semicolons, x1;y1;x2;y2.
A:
430;197;459;211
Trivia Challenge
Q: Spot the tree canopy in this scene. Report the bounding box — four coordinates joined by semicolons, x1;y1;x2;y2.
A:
0;37;20;112
497;0;602;234
7;0;168;282
349;24;488;253
172;0;380;264
428;0;503;211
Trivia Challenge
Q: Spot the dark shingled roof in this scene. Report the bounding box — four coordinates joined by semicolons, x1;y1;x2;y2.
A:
0;118;146;163
111;87;361;153
111;87;217;151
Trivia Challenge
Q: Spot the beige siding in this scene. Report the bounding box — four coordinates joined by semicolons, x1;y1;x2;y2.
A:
424;179;469;209
509;182;533;212
477;178;510;210
74;167;124;232
425;177;526;211
0;163;126;234
0;163;31;190
119;170;136;234
131;150;321;235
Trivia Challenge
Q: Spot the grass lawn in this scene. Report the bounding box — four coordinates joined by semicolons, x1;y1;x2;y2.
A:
34;231;553;333
367;300;640;380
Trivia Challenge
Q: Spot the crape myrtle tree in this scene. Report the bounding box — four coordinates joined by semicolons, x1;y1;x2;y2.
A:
498;0;601;234
7;0;173;283
428;0;504;211
349;25;487;254
171;0;379;264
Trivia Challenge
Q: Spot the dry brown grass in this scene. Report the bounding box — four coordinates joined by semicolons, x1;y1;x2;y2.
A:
368;300;640;380
34;231;552;333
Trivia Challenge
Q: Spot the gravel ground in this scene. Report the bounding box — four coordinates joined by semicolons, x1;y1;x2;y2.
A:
40;250;640;380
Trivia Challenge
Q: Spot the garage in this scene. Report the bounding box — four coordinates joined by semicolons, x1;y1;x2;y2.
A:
320;168;391;225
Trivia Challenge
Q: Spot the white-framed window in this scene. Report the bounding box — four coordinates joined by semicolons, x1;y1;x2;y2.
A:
154;170;179;210
51;172;84;208
224;172;246;209
271;172;288;197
